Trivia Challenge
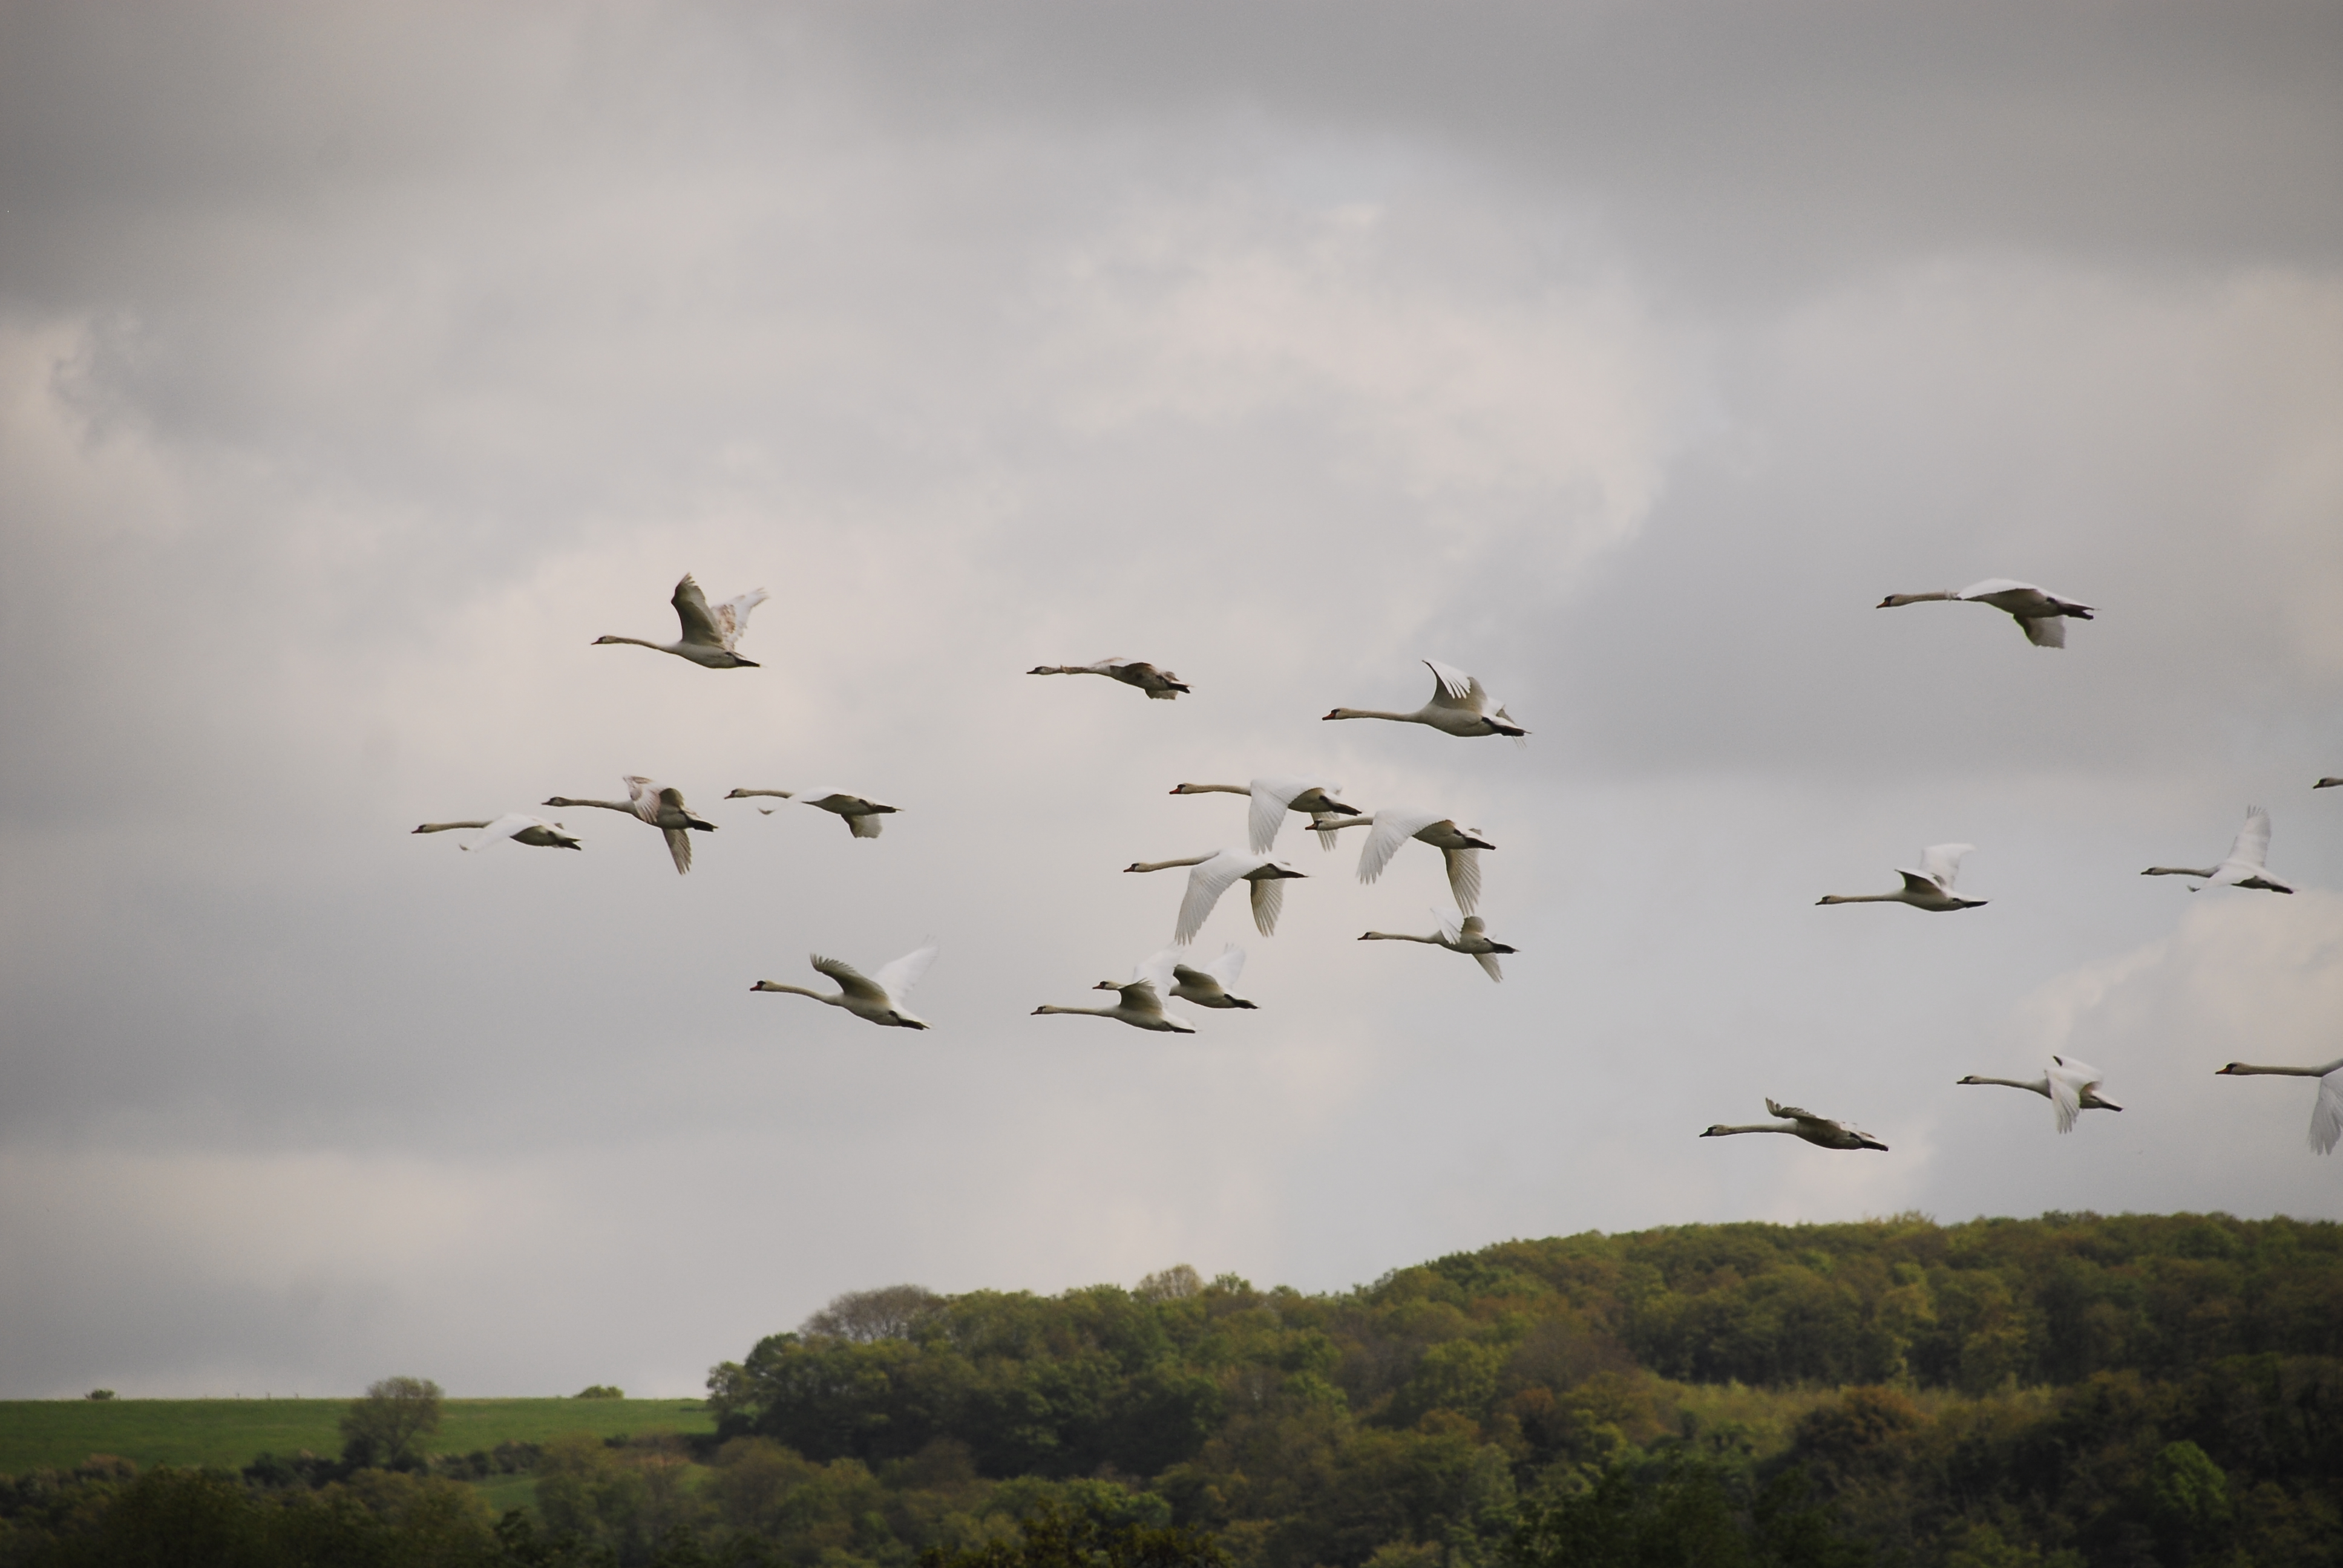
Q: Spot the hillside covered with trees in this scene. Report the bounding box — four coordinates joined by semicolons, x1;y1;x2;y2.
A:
4;1212;2338;1566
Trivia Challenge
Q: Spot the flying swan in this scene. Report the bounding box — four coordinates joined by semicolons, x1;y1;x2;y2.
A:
594;575;768;668
1032;971;1196;1033
1027;657;1190;699
1957;1057;2123;1132
1168;777;1360;854
751;942;937;1030
2143;806;2295;892
1358;908;1514;982
1701;1100;1889;1151
1818;844;1985;912
1324;659;1525;739
727;788;899;839
2215;1056;2343;1155
542;776;713;875
1124;850;1306;945
412;814;582;852
1139;945;1256;1009
1876;578;2095;648
1316;808;1493;915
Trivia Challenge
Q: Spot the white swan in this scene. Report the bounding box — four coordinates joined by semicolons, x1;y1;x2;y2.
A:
1027;657;1190;699
1315;808;1493;915
1700;1099;1889;1151
752;942;937;1030
1323;659;1525;738
2143;806;2295;892
1139;945;1256;1009
727;788;898;840
1818;844;1985;912
1958;1056;2123;1132
1124;850;1306;944
412;814;582;852
542;776;713;874
1168;777;1360;853
1876;578;2094;648
594;575;768;668
1358;908;1513;982
1032;972;1196;1033
2215;1057;2343;1155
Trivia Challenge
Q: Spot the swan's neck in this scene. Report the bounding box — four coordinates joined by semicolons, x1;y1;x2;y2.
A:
2143;866;2217;878
730;789;792;799
598;636;666;650
1880;592;1955;606
1127;855;1214;873
546;797;635;814
752;982;828;1001
1962;1076;2049;1096
1326;707;1420;723
2222;1060;2343;1077
1708;1124;1795;1135
1360;932;1438;944
1171;783;1248;795
1817;893;1896;904
413;821;493;833
1035;1004;1114;1016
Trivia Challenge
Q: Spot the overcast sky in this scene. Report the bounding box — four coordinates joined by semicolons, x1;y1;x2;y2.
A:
2;1;2340;1401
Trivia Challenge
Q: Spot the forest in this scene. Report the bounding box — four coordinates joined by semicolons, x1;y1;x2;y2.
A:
3;1212;2338;1567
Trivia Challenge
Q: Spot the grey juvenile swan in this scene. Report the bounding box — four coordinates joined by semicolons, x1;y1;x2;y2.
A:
594;574;768;668
1702;1100;1889;1152
542;776;713;874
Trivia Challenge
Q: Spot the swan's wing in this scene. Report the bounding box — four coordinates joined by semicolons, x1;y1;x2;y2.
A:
623;776;665;826
1443;846;1484;915
2310;1072;2343;1156
846;812;885;838
1203;944;1246;986
671;575;726;647
1138;947;1181;995
1956;578;2041;601
1919;844;1973;890
2045;1062;2086;1134
1309;811;1349;852
1424;659;1478;708
1358;808;1443;885
1434;908;1466;945
1895;870;1939;897
873;941;939;1002
465;812;538;852
1249;874;1288;937
711;587;768;652
662;825;694;875
1119;979;1167;1016
1175;852;1250;945
2227;808;2273;872
1473;950;1504;982
2021;615;2066;648
1247;777;1314;854
811;955;889;1004
1767;1100;1826;1125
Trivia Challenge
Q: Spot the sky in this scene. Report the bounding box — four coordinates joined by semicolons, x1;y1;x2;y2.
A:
1;1;2340;1400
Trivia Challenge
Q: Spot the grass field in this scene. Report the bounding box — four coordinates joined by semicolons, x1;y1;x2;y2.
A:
0;1399;715;1478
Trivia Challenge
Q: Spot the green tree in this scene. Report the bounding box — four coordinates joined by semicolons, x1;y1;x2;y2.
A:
339;1374;445;1469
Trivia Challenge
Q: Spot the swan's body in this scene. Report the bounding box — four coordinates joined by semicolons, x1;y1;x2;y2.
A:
2143;806;2295;892
1316;808;1493;915
542;776;713;874
594;575;768;668
1028;657;1190;699
413;814;582;852
727;788;898;839
1958;1056;2123;1132
1701;1099;1888;1151
1124;850;1306;944
1323;659;1525;739
752;943;937;1030
1169;777;1360;853
1032;974;1196;1033
1876;578;2094;648
1359;908;1513;982
2215;1057;2343;1155
1140;944;1256;1009
1818;843;1984;912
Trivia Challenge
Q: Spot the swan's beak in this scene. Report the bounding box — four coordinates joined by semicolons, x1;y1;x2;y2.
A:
1699;1126;1728;1137
2215;1063;2241;1074
1093;981;1119;991
1320;710;1341;720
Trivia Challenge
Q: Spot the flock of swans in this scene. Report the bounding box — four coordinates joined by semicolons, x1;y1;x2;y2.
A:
416;573;2343;1159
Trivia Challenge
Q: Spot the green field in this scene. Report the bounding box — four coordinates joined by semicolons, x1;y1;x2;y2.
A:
0;1398;715;1478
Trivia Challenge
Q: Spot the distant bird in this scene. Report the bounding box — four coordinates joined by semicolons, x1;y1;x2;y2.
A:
2318;777;2342;789
2142;806;2294;893
1028;657;1190;699
412;814;582;852
1323;659;1525;739
1701;1099;1889;1152
1818;844;1985;912
1358;908;1514;982
2215;1056;2343;1155
1169;777;1360;853
752;942;937;1030
542;776;713;874
1876;578;2094;648
1032;973;1195;1033
1316;808;1494;915
1141;945;1256;1009
1958;1056;2123;1132
727;788;898;840
594;575;768;668
1124;850;1306;944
